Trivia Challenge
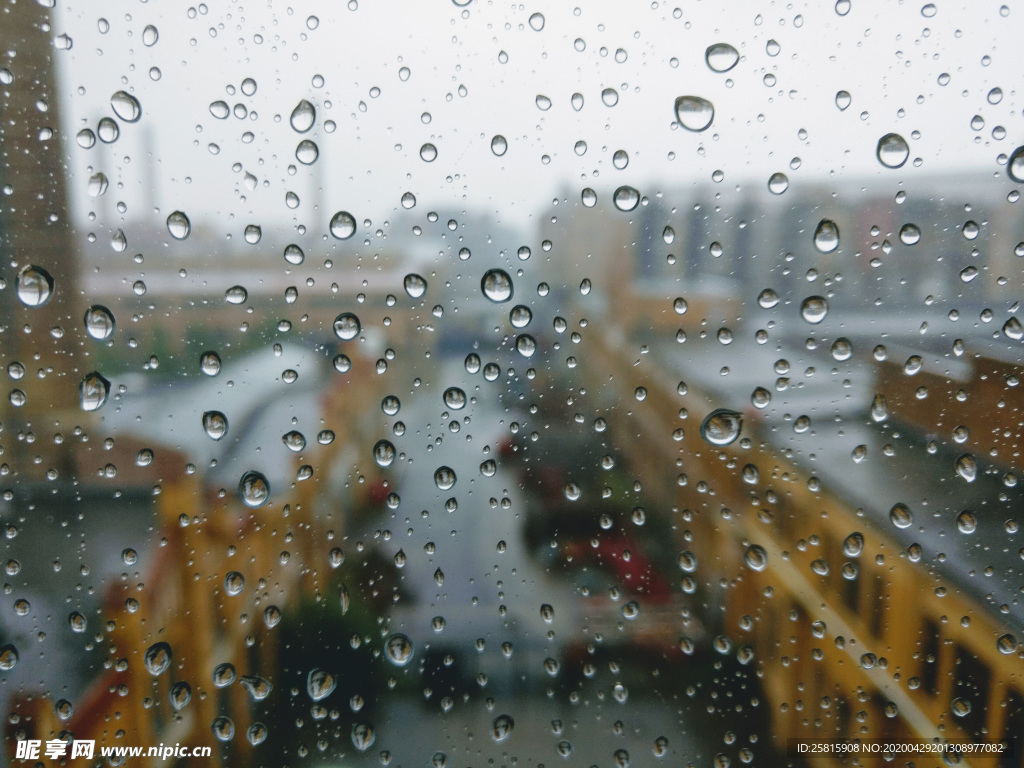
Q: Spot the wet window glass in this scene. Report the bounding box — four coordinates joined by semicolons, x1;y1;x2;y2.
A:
2;1;1024;765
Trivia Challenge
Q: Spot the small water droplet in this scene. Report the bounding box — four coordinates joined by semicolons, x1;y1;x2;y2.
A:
211;716;235;742
601;88;619;107
401;191;417;209
744;545;768;571
420;142;438;162
674;95;715;132
213;662;237;686
955;454;977;482
282;430;306;452
97;117;119;143
169;681;191;710
1003;317;1023;340
997;633;1018;654
951;697;972;717
373;440;396;468
295;139;319;164
491;135;508;156
247;723;268;746
225;285;248;305
87;172;109;197
492;714;514;742
307;668;337;701
142;24;159;46
955;510;977;534
1007;146;1024;183
352;722;375;751
877;133;909;169
202;411;228;440
581;187;598;207
404;273;427;298
238;470;270;508
835;90;851;110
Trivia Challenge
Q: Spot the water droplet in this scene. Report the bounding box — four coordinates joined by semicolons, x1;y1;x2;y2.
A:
169;682;191;710
247;723;268;746
701;409;742;446
263;605;281;628
492;714;514;742
244;224;262;244
352;722;375;751
307;668;337;701
767;172;789;194
581;187;598;207
202;411;228;440
87;172;109;197
564;482;581;501
434;466;456;490
295;139;319;164
842;532;864;557
381;395;401;416
997;634;1018;655
1007;146;1024;183
209;100;230;119
540;603;555;622
403;273;427;299
213;662;237;686
443;387;467;410
76;128;96;148
674;95;715;132
290;99;315;133
238;470;270;508
813;219;840;253
955;510;977;534
571;92;584;110
601;88;619;107
239;674;272;701
110;90;141;122
373;440;396;468
705;43;739;73
744;545;768;571
225;285;248;305
0;645;18;671
899;223;921;245
800;296;829;324
199;350;221;376
97;117;119;143
142;24;159;46
17;265;54;307
951;697;972;717
489;134;509;157
68;611;87;632
144;642;172;675
750;387;771;409
1003;317;1023;340
515;334;537;357
481;269;514;302
889;503;913;529
528;12;545;31
613;185;640;211
877;133;909;169
420;142;438;162
333;312;361;340
535;94;552;111
386;633;413;666
79;372;110;412
401;191;417;209
166;210;191;240
211;716;235;742
835;90;851;110
282;430;306;452
955;453;977;482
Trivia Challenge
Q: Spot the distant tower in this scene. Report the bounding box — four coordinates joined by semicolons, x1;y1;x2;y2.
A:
0;0;77;483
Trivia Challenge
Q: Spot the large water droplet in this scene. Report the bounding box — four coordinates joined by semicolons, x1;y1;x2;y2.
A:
800;296;829;324
203;411;228;440
401;192;417;209
767;172;789;194
899;223;921;245
199;350;221;376
330;211;356;239
951;697;972;718
169;681;191;710
290;99;316;133
889;503;913;529
843;532;864;557
211;716;235;742
87;172;109;197
352;722;375;751
955;454;977;482
581;187;597;207
0;645;18;671
955;510;977;534
212;662;237;686
701;409;742;446
97;117;119;143
295;139;319;164
1008;145;1024;183
1003;317;1023;340
674;96;714;132
282;430;306;452
110;90;142;122
385;634;413;666
744;545;768;571
79;372;110;412
247;723;268;746
443;387;467;410
997;634;1018;655
307;668;336;701
870;393;889;422
225;285;248;305
613;186;640;211
240;674;272;701
492;714;514;742
491;135;508;156
17;265;54;307
404;273;427;298
238;470;270;508
877;133;909;169
528;12;545;30
167;210;191;240
481;269;513;302
702;42;740;75
601;88;619;107
813;219;840;253
835;90;852;110
333;312;361;340
516;334;537;357
144;642;172;675
284;244;305;265
142;24;159;46
434;466;457;490
373;440;396;468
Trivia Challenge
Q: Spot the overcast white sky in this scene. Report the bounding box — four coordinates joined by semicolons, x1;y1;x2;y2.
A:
55;0;1023;233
